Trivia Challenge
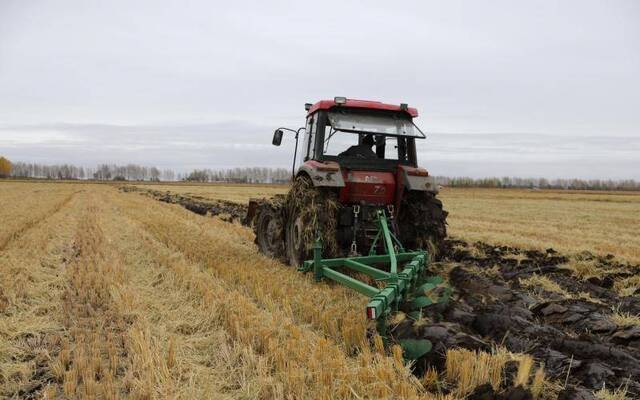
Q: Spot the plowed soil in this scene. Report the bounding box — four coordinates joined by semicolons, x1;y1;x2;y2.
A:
121;186;247;222
399;240;640;398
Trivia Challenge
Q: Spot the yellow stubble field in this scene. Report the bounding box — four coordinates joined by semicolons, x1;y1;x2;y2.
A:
0;182;431;399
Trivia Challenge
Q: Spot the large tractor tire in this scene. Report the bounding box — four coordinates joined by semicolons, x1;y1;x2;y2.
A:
253;199;286;261
284;177;339;267
398;191;448;259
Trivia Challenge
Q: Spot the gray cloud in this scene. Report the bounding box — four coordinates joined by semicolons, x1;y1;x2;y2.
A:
1;123;637;179
0;0;638;178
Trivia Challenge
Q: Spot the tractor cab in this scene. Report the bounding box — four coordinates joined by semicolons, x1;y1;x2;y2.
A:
272;97;437;208
300;98;425;170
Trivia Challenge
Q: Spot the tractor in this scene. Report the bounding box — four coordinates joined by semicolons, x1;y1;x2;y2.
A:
248;97;447;265
246;97;449;356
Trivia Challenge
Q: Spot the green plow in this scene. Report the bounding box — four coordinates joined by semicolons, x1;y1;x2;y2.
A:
300;210;451;360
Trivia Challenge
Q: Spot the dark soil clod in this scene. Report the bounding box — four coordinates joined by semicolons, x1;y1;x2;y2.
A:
413;239;640;395
120;186;249;223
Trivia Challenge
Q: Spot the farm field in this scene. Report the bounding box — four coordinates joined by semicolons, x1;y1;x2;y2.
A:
1;181;639;399
133;183;640;263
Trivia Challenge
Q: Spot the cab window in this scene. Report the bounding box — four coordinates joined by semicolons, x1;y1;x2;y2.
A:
301;115;316;162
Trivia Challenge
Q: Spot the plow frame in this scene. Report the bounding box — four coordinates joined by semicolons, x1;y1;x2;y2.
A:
301;210;437;343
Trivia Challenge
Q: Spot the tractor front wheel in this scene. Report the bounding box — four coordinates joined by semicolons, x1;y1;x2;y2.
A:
255;201;285;260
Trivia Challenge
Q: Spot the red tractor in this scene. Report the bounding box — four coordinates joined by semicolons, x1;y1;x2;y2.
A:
247;97;447;266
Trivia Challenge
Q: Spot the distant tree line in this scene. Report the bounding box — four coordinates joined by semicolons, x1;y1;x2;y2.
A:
4;159;289;184
2;157;638;190
184;167;290;184
435;176;640;191
91;164;168;181
0;157;11;178
10;162;175;182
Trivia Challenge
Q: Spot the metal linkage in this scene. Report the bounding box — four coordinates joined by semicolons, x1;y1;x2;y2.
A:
300;209;452;359
301;210;430;342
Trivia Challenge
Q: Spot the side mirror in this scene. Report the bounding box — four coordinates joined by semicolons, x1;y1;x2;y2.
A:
272;129;283;146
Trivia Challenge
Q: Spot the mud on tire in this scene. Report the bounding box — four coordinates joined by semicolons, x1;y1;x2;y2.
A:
398;191;448;258
284;177;339;267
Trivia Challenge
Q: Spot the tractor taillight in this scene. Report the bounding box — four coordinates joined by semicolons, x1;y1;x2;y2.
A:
317;164;340;172
334;96;347;105
367;307;377;319
407;168;429;177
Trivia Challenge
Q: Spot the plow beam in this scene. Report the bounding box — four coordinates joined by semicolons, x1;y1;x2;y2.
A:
301;210;445;359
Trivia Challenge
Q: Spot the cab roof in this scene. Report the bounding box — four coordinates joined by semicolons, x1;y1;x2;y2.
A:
307;98;419;118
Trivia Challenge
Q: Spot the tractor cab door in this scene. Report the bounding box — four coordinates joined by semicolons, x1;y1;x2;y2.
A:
300;114;318;165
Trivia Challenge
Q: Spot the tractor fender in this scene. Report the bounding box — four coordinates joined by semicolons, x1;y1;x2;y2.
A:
298;160;345;188
399;165;438;193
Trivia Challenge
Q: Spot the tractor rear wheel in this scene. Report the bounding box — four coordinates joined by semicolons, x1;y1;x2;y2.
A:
398;191;448;259
285;177;339;267
254;201;285;260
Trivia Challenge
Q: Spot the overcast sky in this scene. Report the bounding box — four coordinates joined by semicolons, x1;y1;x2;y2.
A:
1;0;638;179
